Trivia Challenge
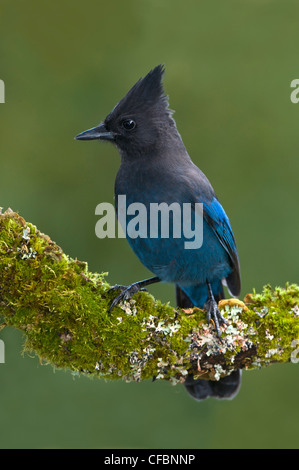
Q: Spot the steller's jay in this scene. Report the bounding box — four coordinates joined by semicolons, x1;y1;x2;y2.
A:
76;65;242;401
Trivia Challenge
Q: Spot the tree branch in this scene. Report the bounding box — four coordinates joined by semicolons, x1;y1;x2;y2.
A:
0;208;299;385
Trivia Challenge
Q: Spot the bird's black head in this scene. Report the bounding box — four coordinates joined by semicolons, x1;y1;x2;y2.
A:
75;65;180;157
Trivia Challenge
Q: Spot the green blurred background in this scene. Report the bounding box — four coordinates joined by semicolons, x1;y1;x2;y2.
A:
1;0;299;449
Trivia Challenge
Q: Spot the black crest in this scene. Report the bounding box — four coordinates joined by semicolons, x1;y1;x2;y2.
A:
112;65;170;117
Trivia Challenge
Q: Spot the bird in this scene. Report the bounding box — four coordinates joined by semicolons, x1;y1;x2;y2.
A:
75;65;242;401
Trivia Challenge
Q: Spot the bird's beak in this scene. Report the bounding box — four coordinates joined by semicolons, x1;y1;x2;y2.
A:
75;122;114;141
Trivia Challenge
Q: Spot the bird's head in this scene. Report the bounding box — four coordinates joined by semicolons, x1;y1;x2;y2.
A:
75;65;179;157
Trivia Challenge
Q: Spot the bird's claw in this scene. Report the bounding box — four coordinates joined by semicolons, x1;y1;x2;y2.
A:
205;298;227;339
108;284;127;293
108;283;141;312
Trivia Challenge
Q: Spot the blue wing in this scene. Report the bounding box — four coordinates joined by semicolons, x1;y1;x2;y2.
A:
202;197;241;296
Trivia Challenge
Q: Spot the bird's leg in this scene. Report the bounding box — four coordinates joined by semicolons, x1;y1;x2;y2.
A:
108;276;161;312
205;281;227;339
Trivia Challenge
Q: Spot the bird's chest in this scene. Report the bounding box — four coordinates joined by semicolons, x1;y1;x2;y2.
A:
115;164;183;207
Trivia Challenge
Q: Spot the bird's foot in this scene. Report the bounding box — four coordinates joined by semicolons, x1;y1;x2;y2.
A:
204;297;227;339
108;283;146;312
108;277;160;312
108;284;127;293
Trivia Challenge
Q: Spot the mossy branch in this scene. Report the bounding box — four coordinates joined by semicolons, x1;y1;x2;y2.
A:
0;208;299;385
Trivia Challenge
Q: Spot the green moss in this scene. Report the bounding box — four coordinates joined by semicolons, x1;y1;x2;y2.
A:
0;209;299;385
245;284;299;364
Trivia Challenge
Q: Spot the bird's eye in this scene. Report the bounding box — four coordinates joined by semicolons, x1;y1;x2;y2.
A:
122;119;136;131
